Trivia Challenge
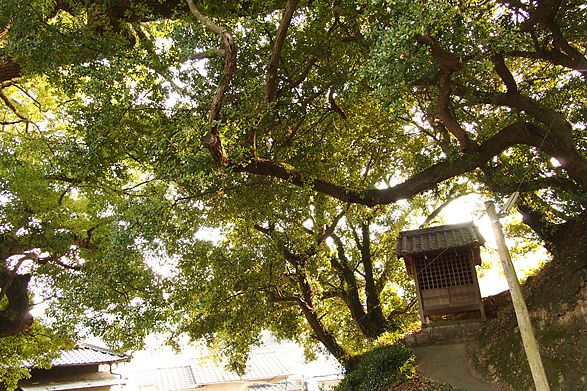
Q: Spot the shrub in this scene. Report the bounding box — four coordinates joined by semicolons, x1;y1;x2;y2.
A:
334;344;414;391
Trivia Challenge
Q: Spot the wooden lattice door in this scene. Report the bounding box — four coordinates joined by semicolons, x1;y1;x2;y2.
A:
414;249;481;318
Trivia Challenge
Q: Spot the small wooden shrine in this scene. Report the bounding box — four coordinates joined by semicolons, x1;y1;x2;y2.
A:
396;221;486;324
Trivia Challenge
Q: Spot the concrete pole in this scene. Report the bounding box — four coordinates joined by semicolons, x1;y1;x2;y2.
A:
485;201;551;391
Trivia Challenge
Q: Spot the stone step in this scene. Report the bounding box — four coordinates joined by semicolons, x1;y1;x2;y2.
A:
404;321;485;347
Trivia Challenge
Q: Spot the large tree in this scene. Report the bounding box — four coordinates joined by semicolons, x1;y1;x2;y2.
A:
0;76;172;378
167;192;419;367
1;0;586;381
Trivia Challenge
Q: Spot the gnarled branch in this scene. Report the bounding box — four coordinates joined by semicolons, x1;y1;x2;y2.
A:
416;34;463;71
236;120;580;205
436;72;475;151
0;88;30;124
187;0;237;166
266;0;300;102
492;53;518;95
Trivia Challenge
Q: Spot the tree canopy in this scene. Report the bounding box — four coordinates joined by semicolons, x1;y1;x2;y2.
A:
1;0;586;383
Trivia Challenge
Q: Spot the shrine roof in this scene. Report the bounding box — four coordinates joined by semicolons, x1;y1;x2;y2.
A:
395;221;485;257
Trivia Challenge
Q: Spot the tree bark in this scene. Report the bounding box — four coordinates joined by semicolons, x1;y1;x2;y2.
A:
283;251;350;365
330;234;374;339
0;57;21;84
296;294;349;366
0;269;34;338
360;222;387;336
187;0;235;166
266;0;299;102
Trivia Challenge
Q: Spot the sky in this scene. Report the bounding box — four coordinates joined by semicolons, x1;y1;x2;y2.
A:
430;193;545;297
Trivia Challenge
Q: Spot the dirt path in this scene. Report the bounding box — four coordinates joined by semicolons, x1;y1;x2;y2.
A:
413;343;506;391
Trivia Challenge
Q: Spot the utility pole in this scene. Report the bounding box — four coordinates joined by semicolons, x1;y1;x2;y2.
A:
485;201;551;391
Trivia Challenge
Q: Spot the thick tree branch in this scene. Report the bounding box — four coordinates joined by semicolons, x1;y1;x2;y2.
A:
44;174;83;184
545;20;587;79
273;246;349;363
329;235;349;274
330;232;381;339
508;48;587;78
437;73;475;151
52;258;82;271
0;89;30;123
295;293;349;364
190;48;226;60
277;55;317;98
517;202;558;244
318;209;346;245
490;93;571;141
417;35;475;151
186;0;236;166
328;89;348;120
237;121;565;206
506;1;587;78
266;0;299;102
253;222;275;236
0;265;33;338
0;254;32;304
0;57;21;83
321;290;344;300
416;34;463;71
488;93;587;191
519;0;563;32
360;222;388;335
268;290;300;304
492;53;518;95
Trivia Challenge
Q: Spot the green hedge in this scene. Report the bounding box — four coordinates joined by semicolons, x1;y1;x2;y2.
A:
334;344;414;391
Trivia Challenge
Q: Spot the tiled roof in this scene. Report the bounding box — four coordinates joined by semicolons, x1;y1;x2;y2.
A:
39;343;130;367
128;351;293;391
155;366;199;391
248;382;302;391
189;351;292;385
395;221;485;257
248;381;303;391
19;370;125;391
127;370;156;388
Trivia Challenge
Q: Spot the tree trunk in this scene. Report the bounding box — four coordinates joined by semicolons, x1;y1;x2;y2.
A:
296;297;350;366
0;269;34;338
360;223;387;336
295;269;350;366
